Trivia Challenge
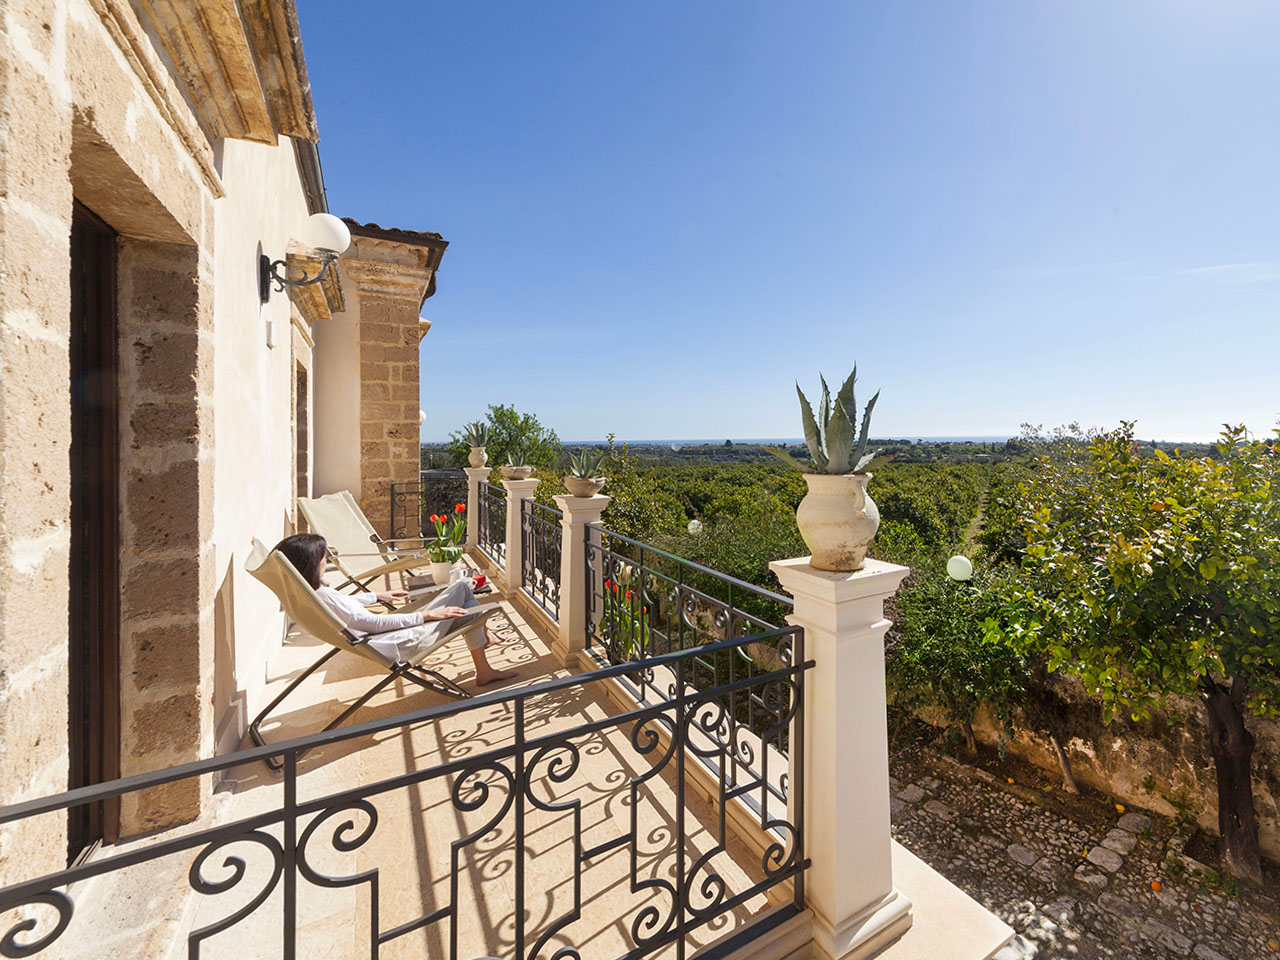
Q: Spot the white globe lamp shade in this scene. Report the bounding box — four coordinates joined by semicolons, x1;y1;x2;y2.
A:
946;555;974;582
299;213;351;256
418;409;427;426
687;519;703;534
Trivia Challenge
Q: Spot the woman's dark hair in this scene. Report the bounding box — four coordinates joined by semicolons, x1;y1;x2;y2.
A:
273;533;328;590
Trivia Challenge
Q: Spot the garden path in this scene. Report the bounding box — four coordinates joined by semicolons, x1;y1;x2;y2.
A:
889;745;1280;960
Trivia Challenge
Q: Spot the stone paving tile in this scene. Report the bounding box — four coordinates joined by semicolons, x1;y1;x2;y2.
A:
890;746;1280;959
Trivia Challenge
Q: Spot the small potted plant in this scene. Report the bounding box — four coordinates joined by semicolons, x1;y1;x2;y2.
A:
770;366;882;572
563;449;606;497
426;503;466;583
464;421;488;468
499;446;534;480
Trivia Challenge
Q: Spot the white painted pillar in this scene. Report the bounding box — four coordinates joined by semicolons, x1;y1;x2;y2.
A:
551;494;611;668
502;478;541;598
463;467;490;551
768;556;913;960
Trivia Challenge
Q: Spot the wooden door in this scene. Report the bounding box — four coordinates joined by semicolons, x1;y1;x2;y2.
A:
68;201;121;861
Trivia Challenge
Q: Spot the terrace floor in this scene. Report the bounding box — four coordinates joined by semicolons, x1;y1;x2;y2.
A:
49;576;786;960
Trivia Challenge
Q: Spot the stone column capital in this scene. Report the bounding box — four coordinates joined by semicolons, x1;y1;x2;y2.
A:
553;494;611;526
464;466;492;483
501;477;541;498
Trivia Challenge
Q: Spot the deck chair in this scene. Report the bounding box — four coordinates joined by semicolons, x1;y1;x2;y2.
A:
245;538;500;768
297;491;436;594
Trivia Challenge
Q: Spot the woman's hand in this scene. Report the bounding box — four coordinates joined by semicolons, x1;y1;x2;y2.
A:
424;606;468;621
376;590;410;604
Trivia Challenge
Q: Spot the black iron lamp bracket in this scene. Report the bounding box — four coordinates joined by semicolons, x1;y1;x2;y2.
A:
259;253;336;303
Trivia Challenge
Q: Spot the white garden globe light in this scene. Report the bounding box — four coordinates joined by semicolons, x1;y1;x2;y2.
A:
299;212;351;255
946;555;974;582
418;409;427;426
687;519;703;534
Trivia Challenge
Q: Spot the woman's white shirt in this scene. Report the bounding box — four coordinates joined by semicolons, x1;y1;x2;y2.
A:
317;586;424;634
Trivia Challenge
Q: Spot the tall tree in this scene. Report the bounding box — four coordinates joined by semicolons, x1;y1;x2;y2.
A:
1003;423;1280;881
448;404;561;469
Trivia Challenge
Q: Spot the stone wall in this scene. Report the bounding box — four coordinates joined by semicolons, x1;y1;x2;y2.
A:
965;675;1280;863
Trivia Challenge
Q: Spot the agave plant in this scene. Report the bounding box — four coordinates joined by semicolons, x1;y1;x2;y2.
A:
463;421;488;447
506;445;527;467
771;366;879;474
566;449;605;478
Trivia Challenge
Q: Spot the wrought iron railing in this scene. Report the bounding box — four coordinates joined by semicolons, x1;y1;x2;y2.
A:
0;633;808;960
585;526;796;820
520;500;562;621
389;469;468;538
478;482;506;569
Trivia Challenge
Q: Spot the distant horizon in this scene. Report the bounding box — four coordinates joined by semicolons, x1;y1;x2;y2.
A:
420;432;1230;447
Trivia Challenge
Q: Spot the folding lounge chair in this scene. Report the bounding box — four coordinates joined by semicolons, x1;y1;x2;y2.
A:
245;538;500;768
297;491;437;594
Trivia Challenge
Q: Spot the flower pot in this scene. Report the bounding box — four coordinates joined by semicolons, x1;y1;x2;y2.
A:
468;446;488;468
563;475;606;497
499;465;534;480
428;560;455;584
795;472;880;572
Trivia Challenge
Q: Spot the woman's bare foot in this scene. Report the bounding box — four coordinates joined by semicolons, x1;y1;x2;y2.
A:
482;628;508;649
474;666;518;686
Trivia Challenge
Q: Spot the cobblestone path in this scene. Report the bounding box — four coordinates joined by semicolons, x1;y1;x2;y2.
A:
889;746;1280;960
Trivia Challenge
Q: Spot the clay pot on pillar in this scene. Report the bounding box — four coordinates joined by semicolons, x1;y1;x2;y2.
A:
795;472;880;572
468;446;488;468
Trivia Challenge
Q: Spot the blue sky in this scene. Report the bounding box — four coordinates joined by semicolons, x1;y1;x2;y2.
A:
300;1;1279;443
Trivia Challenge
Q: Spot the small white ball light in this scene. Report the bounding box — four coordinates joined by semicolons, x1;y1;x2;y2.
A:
299;212;351;256
687;519;703;534
418;409;427;426
946;555;974;582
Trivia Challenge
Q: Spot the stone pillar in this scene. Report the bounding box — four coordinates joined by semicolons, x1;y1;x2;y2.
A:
501;478;540;598
768;557;912;960
464;467;491;551
551;495;610;668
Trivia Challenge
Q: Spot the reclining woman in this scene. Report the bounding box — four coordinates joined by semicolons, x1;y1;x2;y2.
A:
273;533;517;687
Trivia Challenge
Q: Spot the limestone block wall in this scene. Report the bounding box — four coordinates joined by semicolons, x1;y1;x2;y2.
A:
357;294;423;535
0;0;78;878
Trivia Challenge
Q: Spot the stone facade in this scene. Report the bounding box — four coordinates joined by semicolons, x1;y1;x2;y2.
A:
314;223;444;535
0;0;417;884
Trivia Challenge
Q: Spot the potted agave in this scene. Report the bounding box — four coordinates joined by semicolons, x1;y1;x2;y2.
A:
563;450;606;497
499;446;534;480
464;421;488;468
426;503;466;583
771;366;881;572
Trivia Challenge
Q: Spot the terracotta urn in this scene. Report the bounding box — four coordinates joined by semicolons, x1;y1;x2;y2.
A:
563;476;606;497
499;465;534;480
795;472;880;572
468;446;488;468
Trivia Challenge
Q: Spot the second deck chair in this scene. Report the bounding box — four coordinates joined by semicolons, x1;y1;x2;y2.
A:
297;491;435;594
245;538;500;768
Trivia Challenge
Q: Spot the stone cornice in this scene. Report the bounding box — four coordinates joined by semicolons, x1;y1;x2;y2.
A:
88;0;225;196
339;235;441;304
135;0;318;145
285;245;346;324
418;318;432;341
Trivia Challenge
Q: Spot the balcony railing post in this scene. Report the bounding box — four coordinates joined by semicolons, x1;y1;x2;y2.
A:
550;494;609;668
463;467;491;551
768;556;912;960
502;478;540;598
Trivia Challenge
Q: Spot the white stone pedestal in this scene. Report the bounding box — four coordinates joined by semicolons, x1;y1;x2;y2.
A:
551;494;610;668
463;467;491;551
769;556;913;960
501;478;540;598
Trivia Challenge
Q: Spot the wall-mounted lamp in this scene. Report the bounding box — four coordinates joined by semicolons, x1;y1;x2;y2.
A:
259;213;352;303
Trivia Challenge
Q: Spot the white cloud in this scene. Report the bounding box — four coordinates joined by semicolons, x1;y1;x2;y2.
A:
1173;262;1280;283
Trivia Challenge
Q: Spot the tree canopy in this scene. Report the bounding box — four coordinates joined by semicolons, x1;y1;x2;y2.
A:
448;404;561;469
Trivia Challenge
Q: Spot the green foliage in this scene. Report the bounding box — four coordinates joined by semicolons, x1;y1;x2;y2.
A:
888;564;1033;744
789;367;881;474
599;577;650;660
448;405;560;469
1000;422;1280;723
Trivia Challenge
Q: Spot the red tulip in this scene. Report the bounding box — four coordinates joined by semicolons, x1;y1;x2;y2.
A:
625;590;632;600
